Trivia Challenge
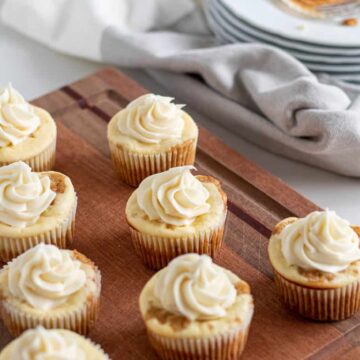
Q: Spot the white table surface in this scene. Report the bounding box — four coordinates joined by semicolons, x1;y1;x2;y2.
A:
1;23;359;223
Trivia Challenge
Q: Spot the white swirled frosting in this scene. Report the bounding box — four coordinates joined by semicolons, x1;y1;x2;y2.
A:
9;327;85;360
136;166;210;226
0;84;41;147
280;210;360;273
153;254;237;320
8;244;86;310
117;94;184;143
0;161;56;228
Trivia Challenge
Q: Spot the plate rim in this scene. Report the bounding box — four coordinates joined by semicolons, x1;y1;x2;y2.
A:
211;0;360;55
208;0;360;64
221;0;360;47
207;4;360;72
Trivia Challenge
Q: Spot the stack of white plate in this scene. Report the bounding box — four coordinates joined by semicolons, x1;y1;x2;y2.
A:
205;0;360;83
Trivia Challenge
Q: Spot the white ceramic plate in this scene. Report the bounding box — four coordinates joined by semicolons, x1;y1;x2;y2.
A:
206;2;360;75
208;0;360;56
208;0;360;74
221;0;360;47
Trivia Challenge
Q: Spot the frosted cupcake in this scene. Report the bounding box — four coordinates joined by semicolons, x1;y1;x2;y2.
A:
107;94;198;187
0;326;109;360
0;84;56;170
0;244;101;336
0;161;77;262
140;254;254;360
268;210;360;320
126;166;227;269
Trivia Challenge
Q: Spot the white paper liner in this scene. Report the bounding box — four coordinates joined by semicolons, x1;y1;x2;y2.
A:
146;319;251;360
129;216;226;270
109;138;196;187
0;196;77;263
274;270;360;320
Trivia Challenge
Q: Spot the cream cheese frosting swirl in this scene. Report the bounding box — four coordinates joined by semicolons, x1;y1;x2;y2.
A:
0;84;41;147
9;327;85;360
0;161;56;228
136;166;210;226
117;93;184;144
280;210;360;273
8;244;86;310
153;254;236;320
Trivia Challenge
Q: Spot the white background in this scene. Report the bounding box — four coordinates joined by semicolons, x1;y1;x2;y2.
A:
1;22;359;223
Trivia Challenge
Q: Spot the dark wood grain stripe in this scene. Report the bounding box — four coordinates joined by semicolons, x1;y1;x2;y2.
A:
228;201;271;238
61;86;84;102
61;86;110;121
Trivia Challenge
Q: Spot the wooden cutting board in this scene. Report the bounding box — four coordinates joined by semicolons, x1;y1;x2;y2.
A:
0;68;358;359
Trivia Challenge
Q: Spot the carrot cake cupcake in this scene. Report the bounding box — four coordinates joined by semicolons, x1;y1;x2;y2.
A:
126;165;227;269
107;93;198;187
268;209;360;320
0;243;101;336
140;253;254;360
0;84;56;170
0;161;77;262
0;326;110;359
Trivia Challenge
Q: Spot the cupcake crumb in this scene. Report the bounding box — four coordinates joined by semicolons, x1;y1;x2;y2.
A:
146;307;191;331
296;24;306;31
342;18;358;27
298;268;335;281
272;218;297;236
72;250;95;268
235;317;242;324
235;281;250;295
48;173;66;193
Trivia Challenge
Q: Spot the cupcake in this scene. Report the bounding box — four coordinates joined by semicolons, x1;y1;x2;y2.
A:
0;326;110;359
126;166;227;269
268;210;360;321
0;243;101;336
107;94;198;187
0;84;56;171
139;253;254;360
0;161;77;262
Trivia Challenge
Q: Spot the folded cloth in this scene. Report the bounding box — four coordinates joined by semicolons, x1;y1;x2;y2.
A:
2;0;360;176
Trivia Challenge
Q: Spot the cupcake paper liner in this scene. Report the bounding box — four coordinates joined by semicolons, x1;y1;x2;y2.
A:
109;138;196;187
146;322;250;360
0;267;101;337
129;218;226;270
0;137;56;172
0;197;77;263
274;270;360;321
